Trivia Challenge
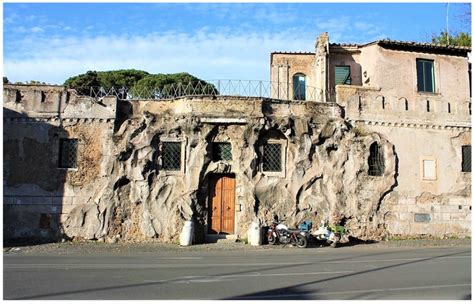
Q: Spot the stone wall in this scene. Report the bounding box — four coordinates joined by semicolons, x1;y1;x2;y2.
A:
91;95;397;242
3;84;117;241
4;83;469;243
337;84;471;237
4;84;403;243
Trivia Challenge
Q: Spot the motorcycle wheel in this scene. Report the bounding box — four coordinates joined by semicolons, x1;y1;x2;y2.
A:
268;233;277;245
330;234;341;248
295;234;308;248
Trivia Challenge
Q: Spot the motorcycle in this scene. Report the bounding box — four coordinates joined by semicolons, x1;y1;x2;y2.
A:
312;220;346;248
267;218;309;248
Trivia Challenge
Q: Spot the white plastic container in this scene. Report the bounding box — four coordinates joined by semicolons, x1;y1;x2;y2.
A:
179;220;194;246
249;221;262;246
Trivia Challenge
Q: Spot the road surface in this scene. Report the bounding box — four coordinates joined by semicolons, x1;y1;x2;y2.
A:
3;244;471;300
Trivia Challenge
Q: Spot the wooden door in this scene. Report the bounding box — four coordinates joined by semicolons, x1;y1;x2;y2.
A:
209;175;235;234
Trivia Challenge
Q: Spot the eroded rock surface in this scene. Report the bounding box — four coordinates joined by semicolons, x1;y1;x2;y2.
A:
63;97;397;242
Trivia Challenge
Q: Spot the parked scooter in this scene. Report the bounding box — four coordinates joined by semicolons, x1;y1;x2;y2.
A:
267;216;309;248
312;220;346;248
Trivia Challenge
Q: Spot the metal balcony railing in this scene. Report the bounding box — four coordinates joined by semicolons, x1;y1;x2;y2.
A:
89;80;325;102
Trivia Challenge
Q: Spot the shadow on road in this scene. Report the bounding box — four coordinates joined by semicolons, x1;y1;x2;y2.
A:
9;248;470;300
224;249;470;300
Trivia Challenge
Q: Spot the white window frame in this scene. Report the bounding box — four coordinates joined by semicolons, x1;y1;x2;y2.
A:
260;138;287;178
160;137;186;175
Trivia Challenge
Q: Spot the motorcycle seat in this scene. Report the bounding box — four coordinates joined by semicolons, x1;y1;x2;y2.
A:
287;229;301;233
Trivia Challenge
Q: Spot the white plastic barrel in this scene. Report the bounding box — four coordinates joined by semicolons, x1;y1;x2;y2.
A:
179;220;194;246
249;221;262;246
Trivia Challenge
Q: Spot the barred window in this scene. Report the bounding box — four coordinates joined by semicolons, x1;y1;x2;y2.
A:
213;142;232;161
263;143;282;172
162;142;182;171
462;145;471;172
368;142;384;176
58;138;78;169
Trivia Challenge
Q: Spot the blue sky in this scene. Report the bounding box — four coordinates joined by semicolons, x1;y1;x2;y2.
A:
4;2;471;84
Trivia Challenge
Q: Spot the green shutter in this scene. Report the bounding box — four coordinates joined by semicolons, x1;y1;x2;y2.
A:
335;66;351;85
417;60;424;91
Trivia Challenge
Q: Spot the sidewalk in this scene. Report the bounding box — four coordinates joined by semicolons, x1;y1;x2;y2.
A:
4;237;471;256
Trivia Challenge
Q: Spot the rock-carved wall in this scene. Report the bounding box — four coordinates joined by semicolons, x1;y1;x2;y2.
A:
62;97;397;242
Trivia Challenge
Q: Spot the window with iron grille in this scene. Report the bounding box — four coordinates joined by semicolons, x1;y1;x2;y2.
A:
58;138;78;169
368;142;384;176
212;142;232;161
416;59;435;93
462;145;471;172
263;143;282;172
162;141;182;171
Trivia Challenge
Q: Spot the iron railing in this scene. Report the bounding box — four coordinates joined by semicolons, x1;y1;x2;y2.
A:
89;79;325;102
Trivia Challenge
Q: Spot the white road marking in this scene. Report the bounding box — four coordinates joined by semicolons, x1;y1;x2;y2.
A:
233;283;472;299
140;270;355;284
319;255;471;264
3;262;309;269
4;254;470;269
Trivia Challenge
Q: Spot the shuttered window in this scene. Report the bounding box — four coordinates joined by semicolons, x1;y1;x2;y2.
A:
335;66;351;85
462;145;471;172
417;59;435;93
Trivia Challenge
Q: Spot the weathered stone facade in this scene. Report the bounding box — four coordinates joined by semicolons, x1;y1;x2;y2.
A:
271;32;471;237
3;85;116;241
3;32;471;243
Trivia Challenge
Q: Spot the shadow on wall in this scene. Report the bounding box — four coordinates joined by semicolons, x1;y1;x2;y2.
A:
3;108;68;246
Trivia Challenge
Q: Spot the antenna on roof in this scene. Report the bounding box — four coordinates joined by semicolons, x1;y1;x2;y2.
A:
446;3;450;45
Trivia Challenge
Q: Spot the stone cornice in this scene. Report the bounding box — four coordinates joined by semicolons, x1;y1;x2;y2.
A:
348;118;471;131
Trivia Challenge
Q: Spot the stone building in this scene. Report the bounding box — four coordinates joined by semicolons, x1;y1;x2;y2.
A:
271;32;471;236
3;32;471;244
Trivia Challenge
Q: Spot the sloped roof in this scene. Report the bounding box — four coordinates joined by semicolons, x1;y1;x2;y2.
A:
271;51;315;55
371;39;470;50
273;39;471;57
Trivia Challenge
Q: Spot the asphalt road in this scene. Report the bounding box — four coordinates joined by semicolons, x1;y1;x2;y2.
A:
3;244;471;300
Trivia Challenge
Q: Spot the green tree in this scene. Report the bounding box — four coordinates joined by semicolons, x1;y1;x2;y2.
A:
97;69;149;88
431;31;471;47
64;71;101;95
64;69;149;95
3;77;9;84
64;70;216;98
131;72;216;98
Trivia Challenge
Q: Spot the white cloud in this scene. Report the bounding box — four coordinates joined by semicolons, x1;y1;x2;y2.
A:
354;22;373;31
4;30;315;84
30;26;44;33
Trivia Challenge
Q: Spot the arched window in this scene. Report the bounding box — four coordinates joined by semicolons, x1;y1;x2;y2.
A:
293;73;306;101
368;142;384;176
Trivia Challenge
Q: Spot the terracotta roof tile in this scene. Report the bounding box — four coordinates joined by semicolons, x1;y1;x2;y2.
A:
271;51;315;55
